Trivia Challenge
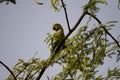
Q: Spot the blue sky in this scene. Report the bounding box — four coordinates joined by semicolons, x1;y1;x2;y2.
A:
0;0;120;79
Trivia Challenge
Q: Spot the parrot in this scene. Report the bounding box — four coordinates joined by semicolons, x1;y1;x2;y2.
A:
38;24;64;78
52;23;65;51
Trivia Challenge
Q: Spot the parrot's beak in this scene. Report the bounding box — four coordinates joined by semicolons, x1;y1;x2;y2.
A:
53;26;56;31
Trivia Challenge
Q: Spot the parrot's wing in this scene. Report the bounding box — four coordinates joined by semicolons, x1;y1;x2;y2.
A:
52;29;65;50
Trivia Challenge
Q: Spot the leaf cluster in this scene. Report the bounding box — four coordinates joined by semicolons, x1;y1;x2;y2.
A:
44;20;120;80
0;0;16;4
6;53;46;80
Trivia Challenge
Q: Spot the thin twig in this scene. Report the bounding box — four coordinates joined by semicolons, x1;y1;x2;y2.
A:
86;11;120;48
0;60;17;80
61;0;71;31
36;68;46;80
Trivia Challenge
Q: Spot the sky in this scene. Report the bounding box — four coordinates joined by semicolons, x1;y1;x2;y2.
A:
0;0;120;80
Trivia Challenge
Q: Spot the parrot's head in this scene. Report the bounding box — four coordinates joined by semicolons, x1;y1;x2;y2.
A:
52;23;63;31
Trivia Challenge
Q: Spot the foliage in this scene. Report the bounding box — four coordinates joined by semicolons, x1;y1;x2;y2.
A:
45;21;120;80
0;0;16;4
6;52;46;80
0;0;120;80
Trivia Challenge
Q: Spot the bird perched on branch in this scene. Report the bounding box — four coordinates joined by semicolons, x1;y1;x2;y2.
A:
52;23;65;51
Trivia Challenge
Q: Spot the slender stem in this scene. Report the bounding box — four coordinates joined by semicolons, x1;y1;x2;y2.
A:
0;60;17;80
58;10;87;47
61;0;71;31
36;69;46;80
86;11;120;48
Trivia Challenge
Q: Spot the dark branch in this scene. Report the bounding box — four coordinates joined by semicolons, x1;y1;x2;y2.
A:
61;0;71;31
86;11;120;48
36;68;46;80
0;60;17;80
55;10;87;54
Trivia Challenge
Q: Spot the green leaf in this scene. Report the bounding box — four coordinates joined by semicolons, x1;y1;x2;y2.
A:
0;0;16;4
117;49;120;62
51;0;60;11
97;0;108;5
106;21;118;24
44;33;52;48
34;0;43;5
118;0;120;9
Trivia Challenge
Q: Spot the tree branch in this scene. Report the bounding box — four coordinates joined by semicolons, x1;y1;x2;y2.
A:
86;11;120;48
55;10;87;54
36;68;46;80
61;0;71;31
0;60;17;80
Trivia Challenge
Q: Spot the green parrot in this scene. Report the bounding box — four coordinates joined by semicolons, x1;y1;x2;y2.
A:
52;23;65;51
